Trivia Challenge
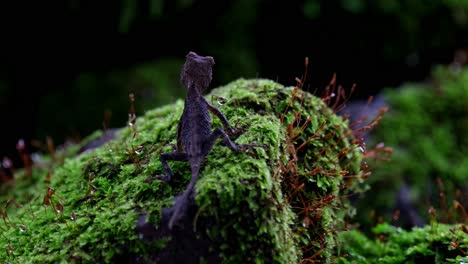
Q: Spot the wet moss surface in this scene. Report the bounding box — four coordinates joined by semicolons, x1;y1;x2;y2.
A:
0;78;366;263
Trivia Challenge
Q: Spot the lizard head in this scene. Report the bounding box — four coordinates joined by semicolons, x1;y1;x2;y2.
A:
181;51;215;93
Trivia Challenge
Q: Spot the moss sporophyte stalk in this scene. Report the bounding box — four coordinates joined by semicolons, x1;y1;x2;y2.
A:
0;71;388;263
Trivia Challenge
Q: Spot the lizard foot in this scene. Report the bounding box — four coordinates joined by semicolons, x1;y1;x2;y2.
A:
239;143;268;150
239;143;269;156
144;174;171;183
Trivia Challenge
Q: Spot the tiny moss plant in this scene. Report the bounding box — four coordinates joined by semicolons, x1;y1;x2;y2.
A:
0;75;379;263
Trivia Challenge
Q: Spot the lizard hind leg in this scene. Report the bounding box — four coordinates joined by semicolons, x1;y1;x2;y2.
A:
203;127;260;155
145;152;189;183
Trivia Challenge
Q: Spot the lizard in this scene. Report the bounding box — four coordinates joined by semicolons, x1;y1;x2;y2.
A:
152;51;262;229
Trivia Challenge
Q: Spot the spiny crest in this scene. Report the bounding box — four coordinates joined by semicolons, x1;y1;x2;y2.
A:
181;51;215;91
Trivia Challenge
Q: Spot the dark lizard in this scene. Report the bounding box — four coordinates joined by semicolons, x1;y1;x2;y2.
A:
152;51;261;229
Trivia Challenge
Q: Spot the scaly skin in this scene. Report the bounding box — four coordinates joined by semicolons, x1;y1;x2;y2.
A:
153;51;260;229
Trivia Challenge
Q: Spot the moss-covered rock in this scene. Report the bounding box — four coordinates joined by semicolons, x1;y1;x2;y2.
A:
0;78;365;263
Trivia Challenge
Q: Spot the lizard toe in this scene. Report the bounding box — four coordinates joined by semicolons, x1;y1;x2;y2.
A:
144;174;171;183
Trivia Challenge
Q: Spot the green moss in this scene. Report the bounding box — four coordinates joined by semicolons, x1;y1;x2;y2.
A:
337;222;468;263
0;78;365;263
355;65;468;228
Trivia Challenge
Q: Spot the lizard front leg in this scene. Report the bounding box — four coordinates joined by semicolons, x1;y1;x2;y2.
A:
202;127;262;155
145;152;188;183
206;100;237;136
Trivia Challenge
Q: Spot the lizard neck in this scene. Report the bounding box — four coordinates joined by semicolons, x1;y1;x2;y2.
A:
186;84;203;100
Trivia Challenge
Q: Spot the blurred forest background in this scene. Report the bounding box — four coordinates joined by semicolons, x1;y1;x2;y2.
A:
0;0;467;168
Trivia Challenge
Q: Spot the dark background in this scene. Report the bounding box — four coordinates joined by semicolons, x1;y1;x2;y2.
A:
1;0;467;167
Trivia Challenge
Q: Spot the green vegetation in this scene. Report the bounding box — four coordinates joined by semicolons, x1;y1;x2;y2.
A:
355;65;468;229
0;78;368;263
338;222;468;263
338;64;468;263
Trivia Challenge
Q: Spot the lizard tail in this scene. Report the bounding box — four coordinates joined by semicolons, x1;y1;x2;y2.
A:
168;160;202;229
188;160;202;192
178;161;201;203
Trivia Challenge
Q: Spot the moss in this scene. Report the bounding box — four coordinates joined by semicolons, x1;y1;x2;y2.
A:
337;222;468;263
355;65;468;228
0;78;365;263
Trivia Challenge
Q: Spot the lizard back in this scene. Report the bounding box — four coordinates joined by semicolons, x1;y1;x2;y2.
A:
178;97;211;158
